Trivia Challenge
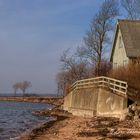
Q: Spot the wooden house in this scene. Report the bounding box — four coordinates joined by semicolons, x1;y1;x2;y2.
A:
110;20;140;68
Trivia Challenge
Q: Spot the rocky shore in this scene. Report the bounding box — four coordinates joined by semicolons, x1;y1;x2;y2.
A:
19;108;72;140
1;96;140;139
18;107;140;140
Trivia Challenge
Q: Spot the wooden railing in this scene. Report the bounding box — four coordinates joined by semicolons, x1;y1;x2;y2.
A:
71;76;128;97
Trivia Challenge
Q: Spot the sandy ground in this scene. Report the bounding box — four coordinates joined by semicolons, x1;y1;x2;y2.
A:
30;116;100;140
20;108;140;140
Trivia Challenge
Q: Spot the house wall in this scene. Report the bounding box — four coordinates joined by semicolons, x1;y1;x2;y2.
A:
112;29;129;68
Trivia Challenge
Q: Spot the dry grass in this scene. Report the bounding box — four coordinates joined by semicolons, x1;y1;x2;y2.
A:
109;62;140;100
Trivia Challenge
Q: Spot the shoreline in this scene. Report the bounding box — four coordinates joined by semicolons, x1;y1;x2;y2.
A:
18;107;140;140
19;108;71;140
18;118;57;140
0;96;63;106
0;96;64;140
19;116;68;140
1;97;140;139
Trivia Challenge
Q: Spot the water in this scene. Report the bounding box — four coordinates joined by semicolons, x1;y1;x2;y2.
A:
0;101;53;140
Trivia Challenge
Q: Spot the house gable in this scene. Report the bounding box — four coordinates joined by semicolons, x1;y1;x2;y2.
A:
112;28;129;68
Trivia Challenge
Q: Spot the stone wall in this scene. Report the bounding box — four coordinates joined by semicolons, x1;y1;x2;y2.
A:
63;91;72;110
70;88;98;117
64;87;128;118
97;88;127;118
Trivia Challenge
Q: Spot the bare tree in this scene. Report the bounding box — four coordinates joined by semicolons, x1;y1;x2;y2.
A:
20;81;32;95
56;71;68;96
60;49;89;81
13;81;32;96
78;0;119;76
121;0;140;20
57;49;89;96
13;82;20;96
56;0;119;95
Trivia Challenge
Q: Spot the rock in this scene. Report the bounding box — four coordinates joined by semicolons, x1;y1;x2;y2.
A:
100;128;109;136
110;128;117;133
134;115;139;120
96;136;105;140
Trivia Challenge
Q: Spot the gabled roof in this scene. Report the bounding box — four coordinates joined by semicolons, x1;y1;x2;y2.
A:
110;19;140;62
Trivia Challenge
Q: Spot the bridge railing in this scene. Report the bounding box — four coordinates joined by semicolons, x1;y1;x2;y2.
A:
71;76;128;97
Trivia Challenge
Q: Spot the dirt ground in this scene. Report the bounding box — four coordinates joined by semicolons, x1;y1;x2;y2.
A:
20;109;140;140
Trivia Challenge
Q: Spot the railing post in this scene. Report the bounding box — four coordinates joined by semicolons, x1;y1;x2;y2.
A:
119;82;121;93
108;78;110;90
113;80;115;93
125;83;128;95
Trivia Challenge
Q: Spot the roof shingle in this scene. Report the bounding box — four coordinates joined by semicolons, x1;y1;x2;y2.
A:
110;19;140;61
119;19;140;57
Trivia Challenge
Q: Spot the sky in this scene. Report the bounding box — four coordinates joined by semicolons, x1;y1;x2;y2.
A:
0;0;104;94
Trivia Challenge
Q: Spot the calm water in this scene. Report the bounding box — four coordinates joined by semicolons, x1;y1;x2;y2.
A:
0;101;53;140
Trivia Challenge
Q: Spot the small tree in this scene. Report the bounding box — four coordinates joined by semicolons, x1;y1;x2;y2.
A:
20;81;32;95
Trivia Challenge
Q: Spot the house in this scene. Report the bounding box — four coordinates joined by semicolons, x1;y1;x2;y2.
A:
110;19;140;68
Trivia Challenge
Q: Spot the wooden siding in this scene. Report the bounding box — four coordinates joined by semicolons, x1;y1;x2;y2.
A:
112;29;129;68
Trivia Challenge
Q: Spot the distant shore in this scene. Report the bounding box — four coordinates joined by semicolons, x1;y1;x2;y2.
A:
0;96;63;106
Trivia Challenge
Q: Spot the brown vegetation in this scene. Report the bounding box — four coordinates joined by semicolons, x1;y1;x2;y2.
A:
109;61;140;100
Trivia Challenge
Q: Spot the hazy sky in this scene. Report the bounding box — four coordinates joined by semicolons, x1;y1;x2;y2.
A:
0;0;103;94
